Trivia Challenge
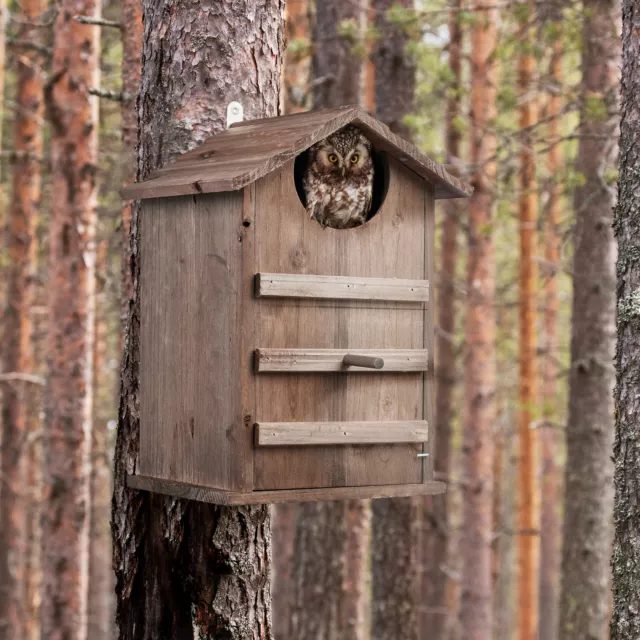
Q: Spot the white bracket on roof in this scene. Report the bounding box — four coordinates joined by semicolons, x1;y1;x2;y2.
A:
226;102;244;128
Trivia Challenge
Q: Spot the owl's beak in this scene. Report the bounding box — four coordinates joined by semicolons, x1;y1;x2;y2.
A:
341;167;345;178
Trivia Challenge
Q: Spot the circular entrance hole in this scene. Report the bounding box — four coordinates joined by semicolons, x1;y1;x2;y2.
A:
294;146;390;229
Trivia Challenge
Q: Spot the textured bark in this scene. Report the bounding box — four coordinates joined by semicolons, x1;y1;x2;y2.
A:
0;0;44;635
559;1;618;637
120;0;142;333
283;0;310;113
422;1;462;636
368;3;419;638
539;19;563;640
41;1;100;637
517;2;540;638
272;504;296;638
611;3;640;638
112;3;284;639
88;241;115;639
371;498;421;640
312;0;364;108
460;2;497;637
371;0;415;139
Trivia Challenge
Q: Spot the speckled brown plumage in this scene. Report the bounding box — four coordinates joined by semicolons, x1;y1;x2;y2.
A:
303;125;374;229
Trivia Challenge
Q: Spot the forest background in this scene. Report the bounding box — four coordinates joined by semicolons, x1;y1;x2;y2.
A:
0;0;627;638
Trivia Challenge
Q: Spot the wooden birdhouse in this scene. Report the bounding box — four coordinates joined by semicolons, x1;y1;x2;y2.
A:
122;106;472;505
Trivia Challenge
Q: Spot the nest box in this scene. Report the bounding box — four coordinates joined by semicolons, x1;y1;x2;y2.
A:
122;106;472;505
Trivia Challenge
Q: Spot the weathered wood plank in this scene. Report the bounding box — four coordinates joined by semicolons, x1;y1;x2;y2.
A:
139;193;247;490
255;348;429;372
255;272;429;302
255;421;429;446
127;473;446;504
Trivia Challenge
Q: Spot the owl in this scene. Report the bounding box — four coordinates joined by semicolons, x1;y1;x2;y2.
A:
302;125;374;229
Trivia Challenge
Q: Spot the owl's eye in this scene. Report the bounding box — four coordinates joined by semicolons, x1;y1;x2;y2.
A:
328;153;338;163
350;154;359;163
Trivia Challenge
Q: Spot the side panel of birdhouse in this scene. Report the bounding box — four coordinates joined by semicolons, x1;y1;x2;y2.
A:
248;158;431;490
138;193;250;491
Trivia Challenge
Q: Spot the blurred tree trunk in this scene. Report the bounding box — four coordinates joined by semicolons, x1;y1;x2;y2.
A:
611;3;640;639
517;1;540;638
422;0;462;636
120;0;143;333
0;0;44;635
290;3;369;638
40;0;100;637
559;0;618;637
460;1;497;637
88;241;114;638
369;2;420;639
283;0;310;113
312;0;364;108
272;503;297;639
538;11;563;640
111;2;284;638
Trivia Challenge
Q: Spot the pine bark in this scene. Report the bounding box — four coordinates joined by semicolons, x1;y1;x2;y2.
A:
539;18;563;640
112;3;284;638
283;0;310;113
422;0;462;636
0;0;45;635
88;241;114;638
120;0;143;330
312;0;364;108
558;0;618;637
40;1;100;637
369;3;420;639
371;0;415;138
517;1;540;637
460;2;497;637
611;3;640;638
290;4;370;637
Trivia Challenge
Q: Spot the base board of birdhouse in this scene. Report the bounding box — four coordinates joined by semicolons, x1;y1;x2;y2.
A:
127;474;445;505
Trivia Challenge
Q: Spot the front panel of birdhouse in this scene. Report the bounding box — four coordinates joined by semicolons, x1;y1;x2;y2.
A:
247;156;434;492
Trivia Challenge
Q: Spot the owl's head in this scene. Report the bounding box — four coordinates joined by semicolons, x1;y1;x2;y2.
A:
309;126;373;178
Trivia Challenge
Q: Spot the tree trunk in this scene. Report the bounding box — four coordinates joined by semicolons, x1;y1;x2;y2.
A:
422;1;462;636
40;0;100;637
88;241;115;638
369;3;419;639
517;1;540;638
611;3;640;639
290;4;369;638
312;0;364;108
460;1;497;637
283;0;310;113
0;0;44;635
272;503;297;639
112;3;285;638
120;0;143;332
539;15;563;640
559;0;618;637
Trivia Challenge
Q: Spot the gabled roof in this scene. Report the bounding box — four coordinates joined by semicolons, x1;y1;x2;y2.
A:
121;105;472;201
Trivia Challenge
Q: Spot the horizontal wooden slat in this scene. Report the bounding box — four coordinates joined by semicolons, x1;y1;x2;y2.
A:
255;420;428;446
255;348;429;373
127;474;446;504
255;273;429;303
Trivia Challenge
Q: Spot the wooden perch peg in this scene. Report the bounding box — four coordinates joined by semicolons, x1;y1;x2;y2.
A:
342;354;384;369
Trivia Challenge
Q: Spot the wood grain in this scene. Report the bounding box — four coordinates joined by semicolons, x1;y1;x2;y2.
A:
121;106;472;201
255;272;429;302
139;193;248;490
127;473;446;505
255;348;428;372
252;158;427;490
255;421;429;446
